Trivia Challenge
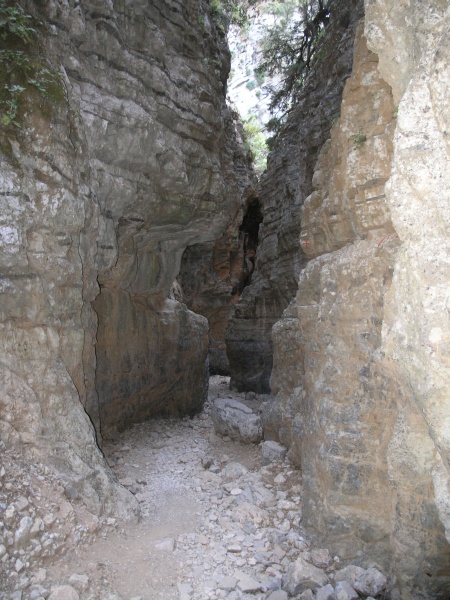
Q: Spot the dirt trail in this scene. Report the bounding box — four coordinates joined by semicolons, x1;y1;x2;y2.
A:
1;376;389;599
48;376;265;599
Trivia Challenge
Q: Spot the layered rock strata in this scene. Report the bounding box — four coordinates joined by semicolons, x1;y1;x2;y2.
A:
268;1;450;597
226;0;365;392
0;0;249;515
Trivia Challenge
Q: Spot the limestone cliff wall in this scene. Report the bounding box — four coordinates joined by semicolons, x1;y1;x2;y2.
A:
268;1;450;597
177;117;258;376
366;1;450;595
0;0;249;515
226;0;365;392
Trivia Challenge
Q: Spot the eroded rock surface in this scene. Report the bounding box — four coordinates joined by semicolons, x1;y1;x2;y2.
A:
226;0;365;393
267;2;450;598
366;1;450;595
178;183;259;376
0;0;250;514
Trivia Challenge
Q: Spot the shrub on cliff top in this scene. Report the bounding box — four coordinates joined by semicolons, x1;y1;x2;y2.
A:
210;0;258;30
257;0;335;134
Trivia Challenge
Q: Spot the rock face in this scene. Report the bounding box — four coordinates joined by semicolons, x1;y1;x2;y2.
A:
95;297;209;432
267;1;450;597
178;178;259;376
366;1;450;595
226;0;365;392
0;0;249;514
178;238;237;375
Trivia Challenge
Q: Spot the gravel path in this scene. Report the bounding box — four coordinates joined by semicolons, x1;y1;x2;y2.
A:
46;375;308;599
1;376;387;600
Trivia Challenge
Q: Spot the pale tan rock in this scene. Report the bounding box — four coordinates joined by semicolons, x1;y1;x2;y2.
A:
268;2;450;598
368;1;450;594
48;585;79;600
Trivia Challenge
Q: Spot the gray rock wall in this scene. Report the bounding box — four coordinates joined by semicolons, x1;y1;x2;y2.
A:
0;0;249;515
225;0;365;393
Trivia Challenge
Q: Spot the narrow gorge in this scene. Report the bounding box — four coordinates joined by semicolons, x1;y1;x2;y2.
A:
0;1;449;600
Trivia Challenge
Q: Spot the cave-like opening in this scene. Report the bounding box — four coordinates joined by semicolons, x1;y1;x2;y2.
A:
235;197;263;295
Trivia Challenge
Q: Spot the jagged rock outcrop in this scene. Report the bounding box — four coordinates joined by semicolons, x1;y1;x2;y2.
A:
268;1;450;597
178;186;260;375
226;0;365;392
0;0;250;515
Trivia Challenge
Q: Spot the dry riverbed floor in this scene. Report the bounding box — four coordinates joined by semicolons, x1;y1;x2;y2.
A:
0;376;387;600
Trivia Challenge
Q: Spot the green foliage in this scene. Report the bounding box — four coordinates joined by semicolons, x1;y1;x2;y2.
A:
0;0;63;127
263;0;297;21
257;0;335;135
254;68;265;86
210;0;251;31
242;114;268;174
0;0;34;42
350;127;367;149
265;116;284;149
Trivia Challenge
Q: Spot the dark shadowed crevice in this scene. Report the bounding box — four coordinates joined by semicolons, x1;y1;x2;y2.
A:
176;194;262;377
232;197;263;296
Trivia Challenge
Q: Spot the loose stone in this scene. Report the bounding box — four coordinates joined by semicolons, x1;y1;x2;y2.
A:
316;583;337;600
353;567;387;597
217;576;237;591
335;580;359;600
47;586;79;600
282;557;329;595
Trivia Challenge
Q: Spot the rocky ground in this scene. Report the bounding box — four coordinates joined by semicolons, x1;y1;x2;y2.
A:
0;377;387;600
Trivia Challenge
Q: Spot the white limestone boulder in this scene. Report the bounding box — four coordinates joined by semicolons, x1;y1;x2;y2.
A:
211;398;263;444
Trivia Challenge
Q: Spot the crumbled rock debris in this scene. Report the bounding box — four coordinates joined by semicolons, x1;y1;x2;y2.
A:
0;377;388;599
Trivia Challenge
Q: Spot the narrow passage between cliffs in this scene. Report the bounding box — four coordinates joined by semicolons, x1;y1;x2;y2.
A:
46;375;301;599
38;376;387;600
